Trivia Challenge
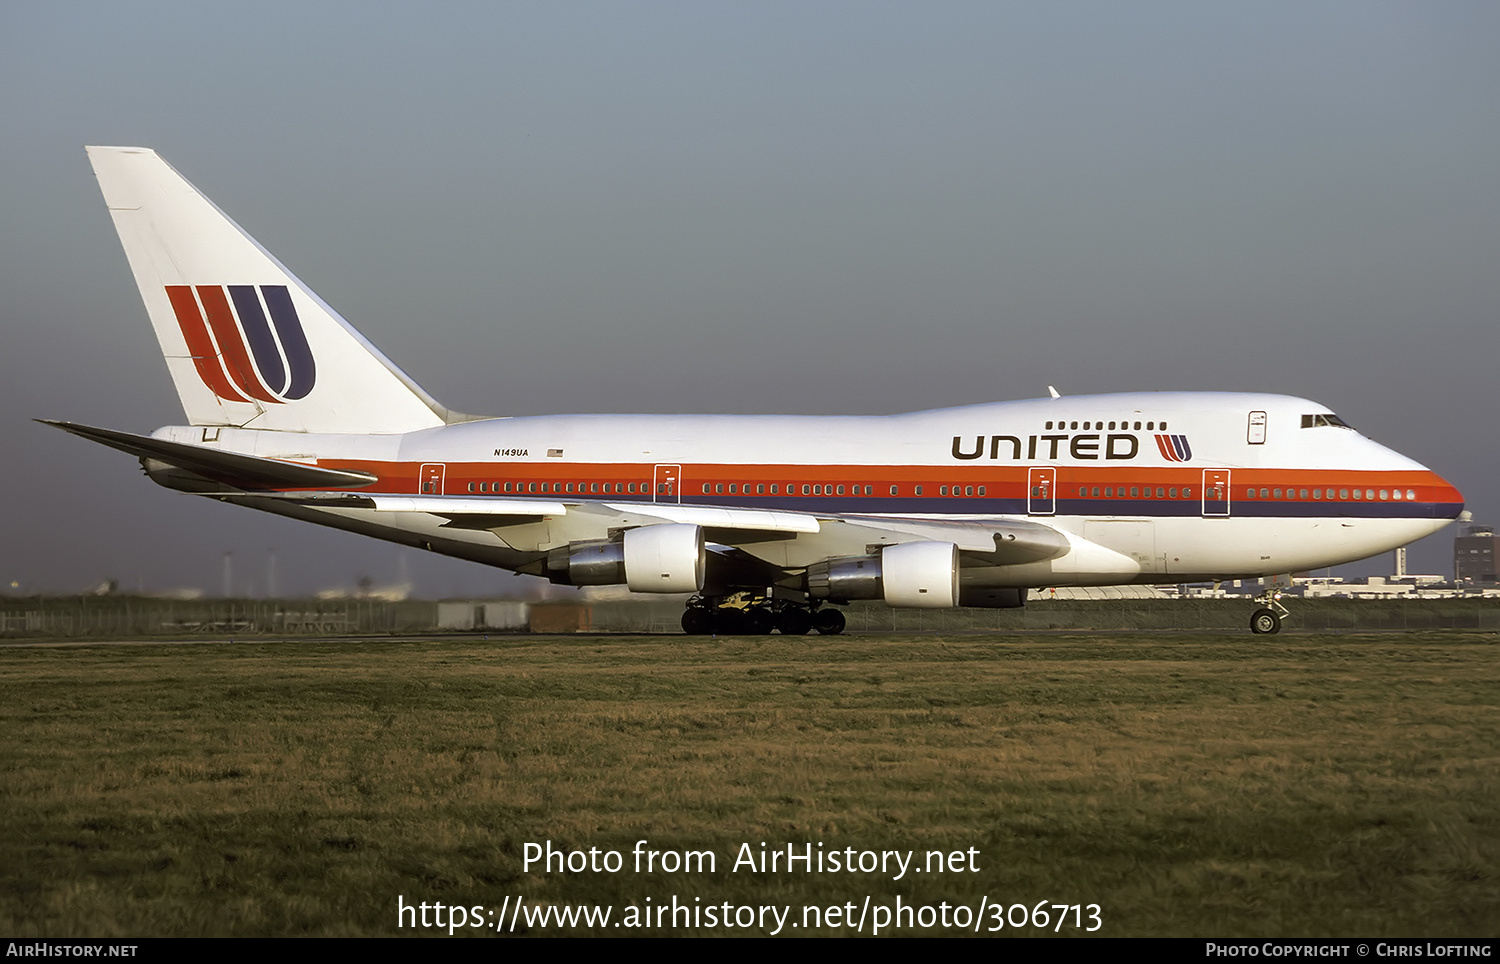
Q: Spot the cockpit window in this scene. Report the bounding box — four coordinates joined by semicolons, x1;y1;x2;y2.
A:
1301;413;1353;430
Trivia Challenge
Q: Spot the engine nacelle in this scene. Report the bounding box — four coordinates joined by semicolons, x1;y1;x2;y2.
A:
882;541;959;608
623;523;705;594
807;541;960;609
546;523;705;593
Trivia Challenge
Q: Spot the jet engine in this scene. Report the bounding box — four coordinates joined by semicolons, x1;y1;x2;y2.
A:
548;523;705;594
807;541;960;608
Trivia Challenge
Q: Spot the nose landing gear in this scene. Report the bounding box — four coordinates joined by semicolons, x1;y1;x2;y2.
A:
1249;588;1290;634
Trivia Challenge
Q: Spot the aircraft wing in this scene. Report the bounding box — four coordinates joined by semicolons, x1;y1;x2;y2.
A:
255;491;1068;566
44;421;1069;570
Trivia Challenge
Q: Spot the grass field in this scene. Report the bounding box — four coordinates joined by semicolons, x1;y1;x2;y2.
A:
1;632;1496;937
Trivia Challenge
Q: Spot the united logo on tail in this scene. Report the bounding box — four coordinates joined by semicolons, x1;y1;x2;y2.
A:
163;285;315;403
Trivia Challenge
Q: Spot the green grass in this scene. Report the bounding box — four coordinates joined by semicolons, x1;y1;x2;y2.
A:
1;633;1496;936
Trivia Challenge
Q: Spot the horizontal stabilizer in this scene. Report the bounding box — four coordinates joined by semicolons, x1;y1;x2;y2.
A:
40;420;378;490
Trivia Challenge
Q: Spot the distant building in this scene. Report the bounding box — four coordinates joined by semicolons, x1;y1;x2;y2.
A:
1455;525;1498;585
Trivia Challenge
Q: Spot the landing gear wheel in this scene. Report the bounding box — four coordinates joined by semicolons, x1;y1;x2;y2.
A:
812;608;846;635
714;607;748;635
775;608;813;636
744;608;775;635
681;608;714;635
1250;608;1281;635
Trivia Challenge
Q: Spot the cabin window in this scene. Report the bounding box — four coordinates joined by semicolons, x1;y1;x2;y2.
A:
889;485;898;496
940;486;948;496
978;486;986;496
1391;489;1401;501
467;483;475;492
965;486;974;496
1407;489;1416;500
915;485;923;496
1130;487;1139;498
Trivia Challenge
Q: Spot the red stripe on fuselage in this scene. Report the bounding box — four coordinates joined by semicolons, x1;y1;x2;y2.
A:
270;460;1462;509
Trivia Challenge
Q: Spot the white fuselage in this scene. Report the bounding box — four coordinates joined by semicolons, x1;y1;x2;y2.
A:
154;391;1463;586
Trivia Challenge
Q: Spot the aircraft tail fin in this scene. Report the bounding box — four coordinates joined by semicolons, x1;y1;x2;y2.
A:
86;146;469;434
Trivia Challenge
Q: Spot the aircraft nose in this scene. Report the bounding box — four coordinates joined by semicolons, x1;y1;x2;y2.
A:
1435;474;1465;518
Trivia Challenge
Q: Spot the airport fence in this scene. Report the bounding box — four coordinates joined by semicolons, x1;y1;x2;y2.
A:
3;594;1498;638
0;596;437;638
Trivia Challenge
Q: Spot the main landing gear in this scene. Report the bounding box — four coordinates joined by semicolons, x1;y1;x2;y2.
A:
681;595;845;636
1249;587;1290;634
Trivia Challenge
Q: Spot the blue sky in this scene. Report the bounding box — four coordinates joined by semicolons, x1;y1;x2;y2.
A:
3;2;1497;595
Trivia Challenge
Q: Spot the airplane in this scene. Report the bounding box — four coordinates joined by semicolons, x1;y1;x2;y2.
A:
48;146;1466;636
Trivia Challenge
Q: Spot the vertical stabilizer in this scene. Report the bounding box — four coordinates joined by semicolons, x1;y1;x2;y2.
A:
87;146;456;434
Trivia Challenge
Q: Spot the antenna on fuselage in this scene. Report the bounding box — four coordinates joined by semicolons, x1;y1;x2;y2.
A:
1048;386;1061;398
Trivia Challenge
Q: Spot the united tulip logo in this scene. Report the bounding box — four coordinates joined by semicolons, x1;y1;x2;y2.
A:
164;285;315;403
1154;434;1193;462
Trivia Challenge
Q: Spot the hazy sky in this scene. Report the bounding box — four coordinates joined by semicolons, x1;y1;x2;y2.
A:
3;1;1496;596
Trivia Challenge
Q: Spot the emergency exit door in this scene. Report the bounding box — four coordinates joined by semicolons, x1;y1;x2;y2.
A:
654;464;681;504
1028;467;1056;515
1202;469;1230;517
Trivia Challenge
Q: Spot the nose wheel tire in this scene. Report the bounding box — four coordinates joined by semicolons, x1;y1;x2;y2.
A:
1250;608;1282;634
